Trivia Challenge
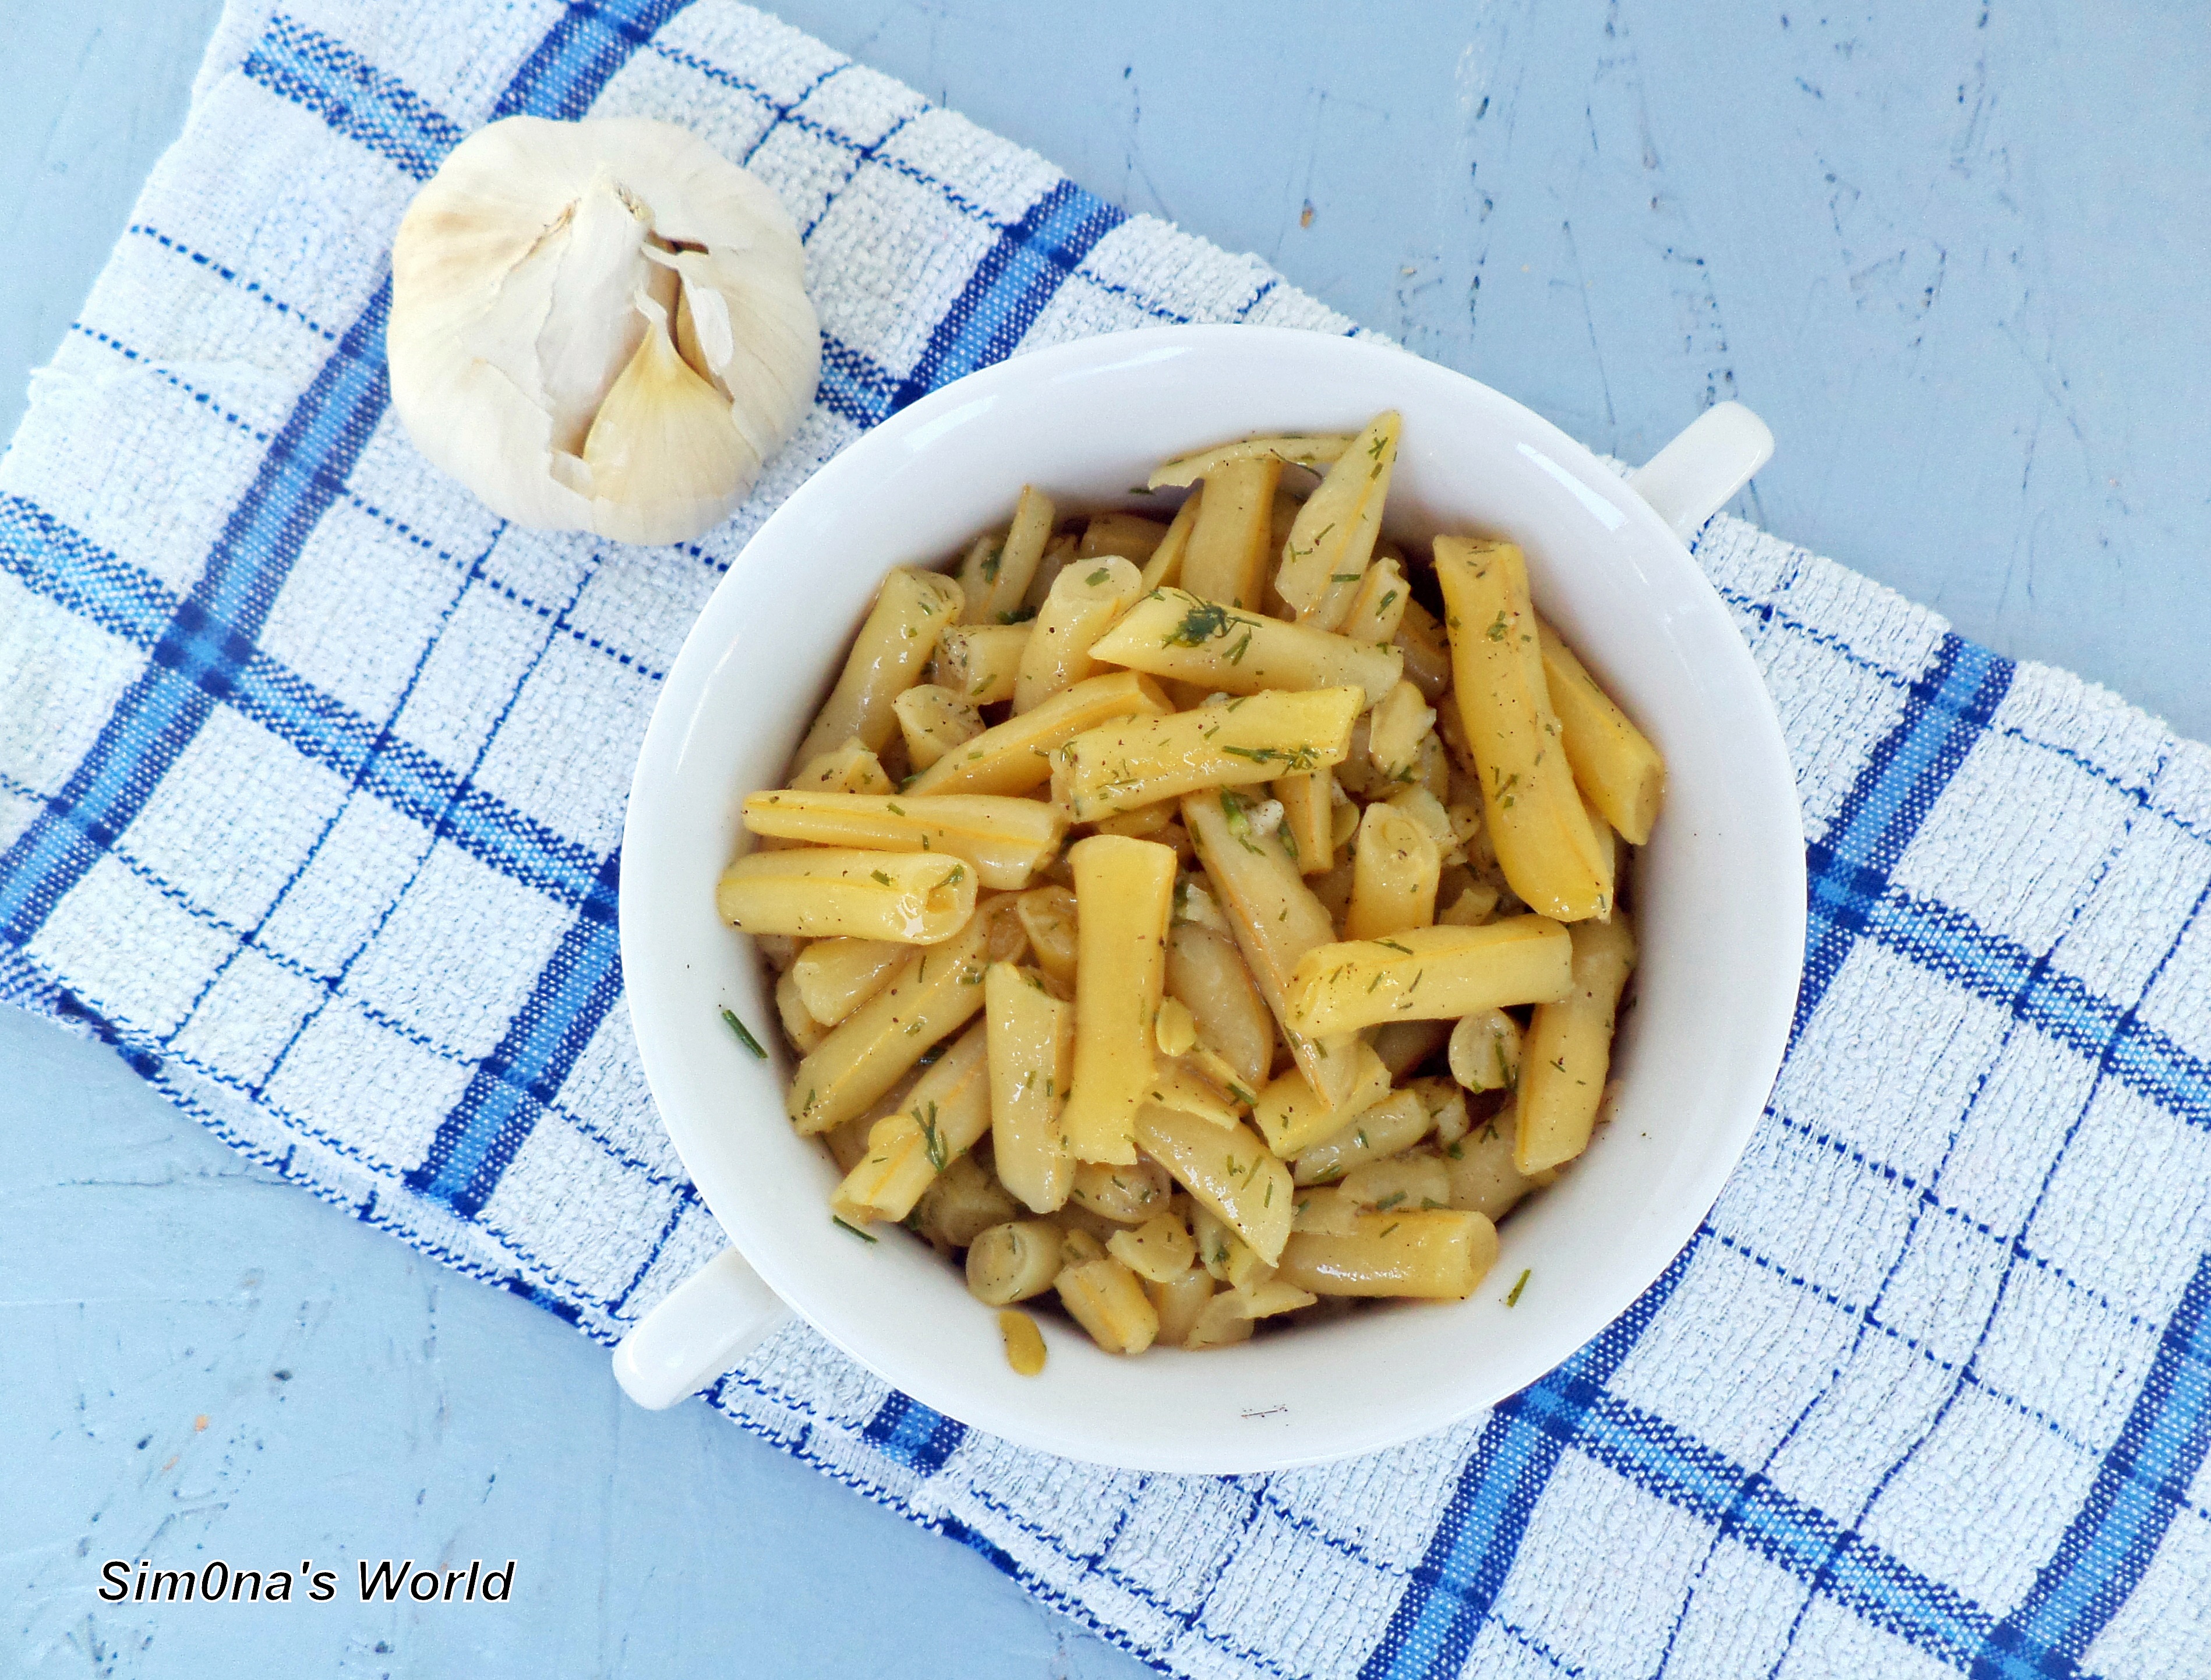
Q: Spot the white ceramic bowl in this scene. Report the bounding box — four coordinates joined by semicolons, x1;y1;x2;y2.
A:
616;326;1803;1474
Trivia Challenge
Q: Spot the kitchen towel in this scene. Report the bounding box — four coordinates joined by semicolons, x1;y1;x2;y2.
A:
3;3;2208;1677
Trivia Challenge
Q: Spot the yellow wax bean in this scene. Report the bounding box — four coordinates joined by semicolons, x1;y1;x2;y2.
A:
1133;1106;1294;1266
1449;1007;1524;1094
1014;555;1146;713
1147;1267;1216;1346
789;741;894;795
1537;621;1665;845
1013;885;1079;985
1408;1075;1472;1148
905;671;1172;797
1291;1088;1432;1185
1144;1057;1243;1129
1231;1273;1318;1320
1515;913;1637;1173
1108;1211;1197;1283
935;623;1031;706
775;967;826;1053
1338;557;1410;645
1089;801;1178;839
1285;917;1574;1038
786;901;1023;1133
966;1220;1066;1304
983;961;1075;1214
1164;922;1273;1095
1274;1208;1498;1300
1058;1227;1110;1267
796;567;964;763
743;789;1067;891
1370;1017;1453;1081
1184;1290;1256;1349
959;484;1055;624
1051;685;1363;823
1069;1158;1173;1223
1343;801;1442;942
1434;538;1612;919
1057;1253;1159;1354
1439;879;1500;927
912;1155;1022;1248
1274;412;1399;629
792;938;907;1027
1291;1186;1363;1235
1080;511;1171;563
1393;596;1452;702
1249;1043;1393;1158
1059;836;1177;1165
1087;589;1404;709
1138;486;1200;590
1149;433;1352;488
716;848;977;943
1189;1204;1240;1280
1585;798;1618;908
1366;680;1437;785
1185;1043;1260;1110
1338;1151;1452;1212
1023;531;1078;611
828;1024;992;1222
1181;790;1362;1111
1444;1109;1555;1222
892;684;983;770
1180;455;1281;610
822;1108;878;1175
1274;768;1338;876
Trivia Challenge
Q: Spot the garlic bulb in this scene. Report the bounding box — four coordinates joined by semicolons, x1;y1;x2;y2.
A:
388;116;819;546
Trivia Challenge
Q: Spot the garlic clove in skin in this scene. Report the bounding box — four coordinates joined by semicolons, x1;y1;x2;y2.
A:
388;115;820;546
575;288;751;543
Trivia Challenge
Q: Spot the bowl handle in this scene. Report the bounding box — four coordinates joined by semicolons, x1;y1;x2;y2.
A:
611;1247;792;1409
1627;401;1775;539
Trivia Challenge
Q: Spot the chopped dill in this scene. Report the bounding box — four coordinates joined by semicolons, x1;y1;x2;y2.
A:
1164;599;1239;647
719;1007;768;1059
1220;743;1319;771
1219;789;1264;853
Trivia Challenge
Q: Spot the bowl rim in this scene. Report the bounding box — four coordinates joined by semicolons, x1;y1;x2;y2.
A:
620;323;1807;1472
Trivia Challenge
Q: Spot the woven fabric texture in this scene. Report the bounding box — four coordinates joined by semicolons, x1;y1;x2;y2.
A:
3;4;2208;1677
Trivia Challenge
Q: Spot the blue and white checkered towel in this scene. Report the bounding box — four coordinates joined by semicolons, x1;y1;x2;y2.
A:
5;4;2208;1676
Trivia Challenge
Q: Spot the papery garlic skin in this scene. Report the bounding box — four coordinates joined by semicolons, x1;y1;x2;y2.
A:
389;115;820;545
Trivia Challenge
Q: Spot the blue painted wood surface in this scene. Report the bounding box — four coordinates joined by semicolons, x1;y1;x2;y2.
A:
3;3;2203;1675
